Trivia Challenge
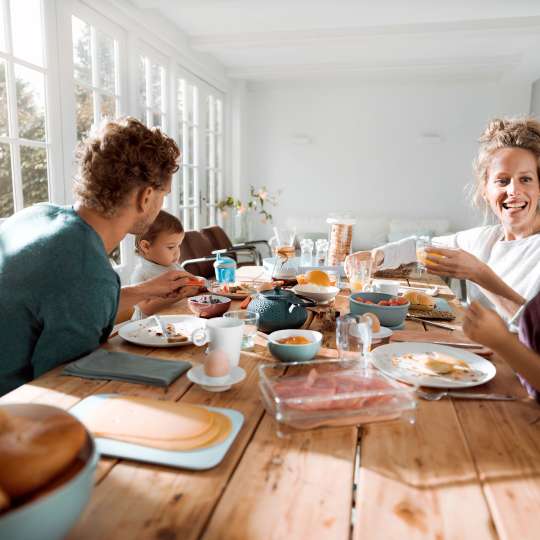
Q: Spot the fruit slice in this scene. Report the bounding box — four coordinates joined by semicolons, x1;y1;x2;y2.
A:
306;270;331;287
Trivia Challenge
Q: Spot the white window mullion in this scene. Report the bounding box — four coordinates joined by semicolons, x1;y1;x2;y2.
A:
90;25;99;122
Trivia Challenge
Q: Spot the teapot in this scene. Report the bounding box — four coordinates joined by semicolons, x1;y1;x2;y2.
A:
247;287;316;333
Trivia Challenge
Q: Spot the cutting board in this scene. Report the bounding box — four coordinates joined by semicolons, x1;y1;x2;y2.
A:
70;394;244;470
408;297;456;321
389;330;493;357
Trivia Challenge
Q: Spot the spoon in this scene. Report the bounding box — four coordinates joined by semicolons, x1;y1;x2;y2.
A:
417;390;517;401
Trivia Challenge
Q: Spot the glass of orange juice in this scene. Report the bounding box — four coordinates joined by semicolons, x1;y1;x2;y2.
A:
416;236;430;272
348;259;372;293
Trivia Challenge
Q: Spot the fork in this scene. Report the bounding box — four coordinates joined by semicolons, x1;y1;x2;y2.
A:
417;390;517;401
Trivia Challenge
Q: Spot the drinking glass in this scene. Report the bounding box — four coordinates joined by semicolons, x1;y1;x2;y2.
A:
336;314;372;369
300;238;314;266
415;236;430;273
224;310;260;349
315;238;328;266
347;257;372;293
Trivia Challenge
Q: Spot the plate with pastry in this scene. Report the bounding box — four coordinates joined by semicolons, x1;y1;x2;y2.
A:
371;342;496;388
208;282;256;300
119;315;205;348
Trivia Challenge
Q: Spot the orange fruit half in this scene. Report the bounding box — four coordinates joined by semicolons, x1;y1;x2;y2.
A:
306;270;331;287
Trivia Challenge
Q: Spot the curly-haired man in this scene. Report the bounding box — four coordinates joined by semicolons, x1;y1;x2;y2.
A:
0;118;196;395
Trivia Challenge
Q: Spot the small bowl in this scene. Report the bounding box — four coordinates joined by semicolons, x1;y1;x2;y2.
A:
0;404;97;540
267;329;323;362
349;292;409;328
292;285;340;304
188;295;231;318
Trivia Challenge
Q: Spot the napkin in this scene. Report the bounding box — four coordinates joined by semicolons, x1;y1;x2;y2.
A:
63;349;191;387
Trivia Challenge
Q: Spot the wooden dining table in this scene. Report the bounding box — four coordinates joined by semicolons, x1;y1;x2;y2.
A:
2;272;540;540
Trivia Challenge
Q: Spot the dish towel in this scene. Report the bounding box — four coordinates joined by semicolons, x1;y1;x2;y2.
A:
63;348;191;387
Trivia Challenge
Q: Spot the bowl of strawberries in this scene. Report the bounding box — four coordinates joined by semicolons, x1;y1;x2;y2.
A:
349;292;409;329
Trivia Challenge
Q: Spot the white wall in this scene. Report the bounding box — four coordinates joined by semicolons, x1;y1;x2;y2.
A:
243;77;531;242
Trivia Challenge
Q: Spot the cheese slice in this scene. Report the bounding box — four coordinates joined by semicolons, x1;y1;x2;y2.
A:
84;397;214;441
108;411;232;451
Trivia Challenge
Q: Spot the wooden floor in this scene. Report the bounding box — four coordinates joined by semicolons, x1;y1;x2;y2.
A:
2;273;539;540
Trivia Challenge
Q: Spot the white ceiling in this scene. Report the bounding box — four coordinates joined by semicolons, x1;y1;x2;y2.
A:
130;0;540;82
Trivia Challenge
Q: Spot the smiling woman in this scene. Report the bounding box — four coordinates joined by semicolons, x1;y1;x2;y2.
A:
346;117;540;319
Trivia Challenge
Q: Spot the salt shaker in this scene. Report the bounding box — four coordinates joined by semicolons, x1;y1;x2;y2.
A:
300;238;314;266
315;238;329;267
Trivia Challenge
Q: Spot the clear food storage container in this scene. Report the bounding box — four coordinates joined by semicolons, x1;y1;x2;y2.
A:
258;359;416;432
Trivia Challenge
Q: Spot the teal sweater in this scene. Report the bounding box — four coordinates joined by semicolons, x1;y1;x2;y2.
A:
0;204;120;395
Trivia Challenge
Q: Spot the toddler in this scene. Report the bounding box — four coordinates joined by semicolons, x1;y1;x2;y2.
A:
131;210;200;318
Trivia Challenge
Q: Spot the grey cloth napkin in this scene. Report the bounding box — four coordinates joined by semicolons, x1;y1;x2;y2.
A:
63;348;191;387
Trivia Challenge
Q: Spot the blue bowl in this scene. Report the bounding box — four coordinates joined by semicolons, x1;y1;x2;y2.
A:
267;330;322;362
0;405;98;540
349;292;409;328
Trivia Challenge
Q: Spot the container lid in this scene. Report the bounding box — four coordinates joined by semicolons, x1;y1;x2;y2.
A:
258;360;416;429
326;213;356;226
214;253;236;267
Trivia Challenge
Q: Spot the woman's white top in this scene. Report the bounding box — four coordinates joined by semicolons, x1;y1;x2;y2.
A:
378;225;540;314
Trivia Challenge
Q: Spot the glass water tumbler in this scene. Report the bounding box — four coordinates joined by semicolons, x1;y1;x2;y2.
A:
315;238;329;266
300;238;314;266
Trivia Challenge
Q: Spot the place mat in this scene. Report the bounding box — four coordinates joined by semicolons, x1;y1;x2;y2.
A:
63;349;191;387
390;330;492;357
373;263;415;279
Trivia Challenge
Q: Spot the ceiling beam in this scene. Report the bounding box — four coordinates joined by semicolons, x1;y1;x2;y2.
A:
227;54;522;81
191;16;540;51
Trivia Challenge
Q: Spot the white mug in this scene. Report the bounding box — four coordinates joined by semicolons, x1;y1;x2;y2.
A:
372;280;400;296
191;317;244;367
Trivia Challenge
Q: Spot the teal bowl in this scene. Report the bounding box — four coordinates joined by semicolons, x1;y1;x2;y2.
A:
0;404;97;540
267;330;322;362
349;292;409;328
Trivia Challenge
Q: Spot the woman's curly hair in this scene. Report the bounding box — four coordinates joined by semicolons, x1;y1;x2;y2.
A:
74;117;180;216
472;117;540;216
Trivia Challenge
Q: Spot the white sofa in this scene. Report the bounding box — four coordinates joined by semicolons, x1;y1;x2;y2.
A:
285;216;451;251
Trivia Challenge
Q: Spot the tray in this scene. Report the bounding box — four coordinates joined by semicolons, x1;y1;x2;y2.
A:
258;360;416;431
70;394;244;470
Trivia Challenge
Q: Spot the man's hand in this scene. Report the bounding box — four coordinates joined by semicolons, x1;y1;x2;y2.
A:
425;246;487;282
463;301;509;350
138;270;195;299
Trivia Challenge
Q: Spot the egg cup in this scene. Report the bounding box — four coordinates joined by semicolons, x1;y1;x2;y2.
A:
187;365;246;392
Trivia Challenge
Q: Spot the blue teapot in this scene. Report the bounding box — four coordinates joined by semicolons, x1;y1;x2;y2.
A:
247;287;316;333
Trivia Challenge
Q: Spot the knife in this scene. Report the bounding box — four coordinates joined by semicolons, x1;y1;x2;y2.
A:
406;315;456;331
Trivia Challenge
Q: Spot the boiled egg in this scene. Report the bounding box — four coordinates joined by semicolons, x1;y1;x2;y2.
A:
204;350;231;378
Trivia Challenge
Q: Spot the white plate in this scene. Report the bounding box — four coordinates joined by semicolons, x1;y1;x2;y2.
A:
371;342;496;388
119;315;205;348
292;285;340;304
372;326;393;341
187;365;246;392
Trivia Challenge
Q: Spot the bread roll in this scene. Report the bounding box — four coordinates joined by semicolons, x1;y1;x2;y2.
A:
0;405;86;498
403;291;435;310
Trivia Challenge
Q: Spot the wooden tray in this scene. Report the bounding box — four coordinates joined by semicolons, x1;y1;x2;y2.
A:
373;263;416;279
408;298;456;321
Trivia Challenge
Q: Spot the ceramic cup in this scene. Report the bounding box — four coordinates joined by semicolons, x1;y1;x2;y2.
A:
372;280;400;296
191;317;244;367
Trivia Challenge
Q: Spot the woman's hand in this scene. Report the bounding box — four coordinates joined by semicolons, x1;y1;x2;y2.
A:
138;270;196;300
463;301;509;350
424;246;487;282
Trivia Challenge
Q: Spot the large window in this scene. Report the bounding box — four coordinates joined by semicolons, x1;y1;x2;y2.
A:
205;94;223;226
0;0;51;218
178;79;199;230
138;53;166;130
72;15;120;141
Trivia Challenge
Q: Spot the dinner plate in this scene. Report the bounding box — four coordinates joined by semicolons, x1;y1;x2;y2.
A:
371;342;496;388
119;315;205;348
